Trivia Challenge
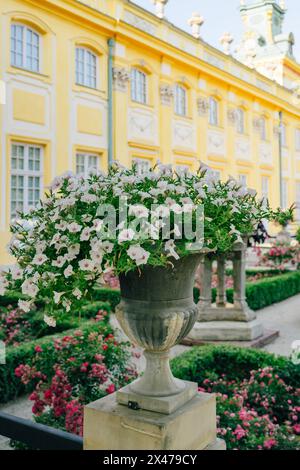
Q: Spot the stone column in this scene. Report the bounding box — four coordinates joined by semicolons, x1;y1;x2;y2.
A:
232;246;247;311
216;255;226;307
199;256;212;310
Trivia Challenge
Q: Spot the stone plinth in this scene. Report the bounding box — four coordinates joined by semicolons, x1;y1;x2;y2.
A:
188;319;263;342
117;379;198;415
84;391;224;450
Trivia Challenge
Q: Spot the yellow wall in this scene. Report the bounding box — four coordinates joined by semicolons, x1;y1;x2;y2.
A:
1;0;300;264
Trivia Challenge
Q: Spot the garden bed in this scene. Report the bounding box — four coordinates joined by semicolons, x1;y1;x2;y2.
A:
11;343;300;450
171;345;300;450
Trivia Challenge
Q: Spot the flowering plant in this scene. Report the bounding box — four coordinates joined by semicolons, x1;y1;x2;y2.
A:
255;241;300;271
0;163;278;322
199;367;300;450
15;326;138;435
273;205;295;228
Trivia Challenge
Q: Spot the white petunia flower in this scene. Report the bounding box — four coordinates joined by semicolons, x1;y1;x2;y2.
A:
64;265;74;278
54;291;64;304
52;256;66;268
118;228;135;243
129;205;149;219
127;245;150;266
80;227;91;241
10;265;23;280
32;254;48;266
72;288;82;300
68;244;80;256
21;279;39;298
165;240;180;260
68;222;82;233
18;299;32;313
79;259;95;271
44;314;56;328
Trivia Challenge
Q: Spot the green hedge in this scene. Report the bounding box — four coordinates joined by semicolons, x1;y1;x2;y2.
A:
193;270;300;311
171;344;300;388
0;320;112;404
93;288;121;311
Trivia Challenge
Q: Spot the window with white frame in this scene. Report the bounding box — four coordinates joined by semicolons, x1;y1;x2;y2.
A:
75;47;97;89
260;117;267;141
282;180;288;209
76;153;99;177
211;170;221;181
11;23;40;72
281;124;287;147
209;97;219;126
261;176;269;202
296;183;300;221
295;129;300;151
236;108;245;134
239;174;247;187
133;158;150;175
10;143;43;218
174;85;187;116
131;68;147;104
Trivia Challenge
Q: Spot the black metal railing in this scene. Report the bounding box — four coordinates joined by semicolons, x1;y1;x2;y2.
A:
0;411;83;450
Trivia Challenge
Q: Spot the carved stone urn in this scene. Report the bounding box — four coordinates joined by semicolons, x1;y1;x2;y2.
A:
115;253;202;414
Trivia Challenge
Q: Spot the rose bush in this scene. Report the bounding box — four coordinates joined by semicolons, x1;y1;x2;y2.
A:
255;241;300;271
0;163;280;323
15;326;138;436
200;367;300;450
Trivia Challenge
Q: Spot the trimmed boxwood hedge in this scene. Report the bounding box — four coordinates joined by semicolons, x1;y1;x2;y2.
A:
171;344;300;389
0;320;112;404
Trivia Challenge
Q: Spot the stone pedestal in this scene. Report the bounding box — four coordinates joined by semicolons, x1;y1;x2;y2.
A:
84;391;225;450
190;240;264;343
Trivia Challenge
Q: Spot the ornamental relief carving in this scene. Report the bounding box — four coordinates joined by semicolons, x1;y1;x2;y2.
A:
227;108;237;125
128;108;158;143
160;84;174;106
235;137;251;160
197;97;209;116
259;142;272;163
124;11;157;36
112;67;130;92
207;130;226;156
172;120;196;150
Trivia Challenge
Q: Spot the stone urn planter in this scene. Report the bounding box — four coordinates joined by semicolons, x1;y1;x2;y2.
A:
115;253;202;414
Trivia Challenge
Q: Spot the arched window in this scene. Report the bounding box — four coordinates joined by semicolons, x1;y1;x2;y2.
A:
209;97;219;126
11;23;40;72
236;108;245;134
76;47;97;89
174;84;187;116
131;68;147;104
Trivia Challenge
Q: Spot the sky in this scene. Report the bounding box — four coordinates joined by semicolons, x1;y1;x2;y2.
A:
132;0;300;62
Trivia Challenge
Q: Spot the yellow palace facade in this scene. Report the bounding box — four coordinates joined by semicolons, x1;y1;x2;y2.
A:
1;0;300;264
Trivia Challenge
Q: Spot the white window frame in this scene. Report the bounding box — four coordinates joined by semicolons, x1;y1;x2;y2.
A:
11;23;41;73
282;180;288;209
239;174;247;187
295;129;300;152
281;123;287;147
10;143;43;219
131;68;147;104
75;47;98;89
236;108;245;134
261;176;269;202
260;117;267;141
133;158;151;175
76;152;100;177
209;97;219;126
174;84;187;117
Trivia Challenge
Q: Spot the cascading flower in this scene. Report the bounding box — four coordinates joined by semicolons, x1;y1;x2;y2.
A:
2;161;284;321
